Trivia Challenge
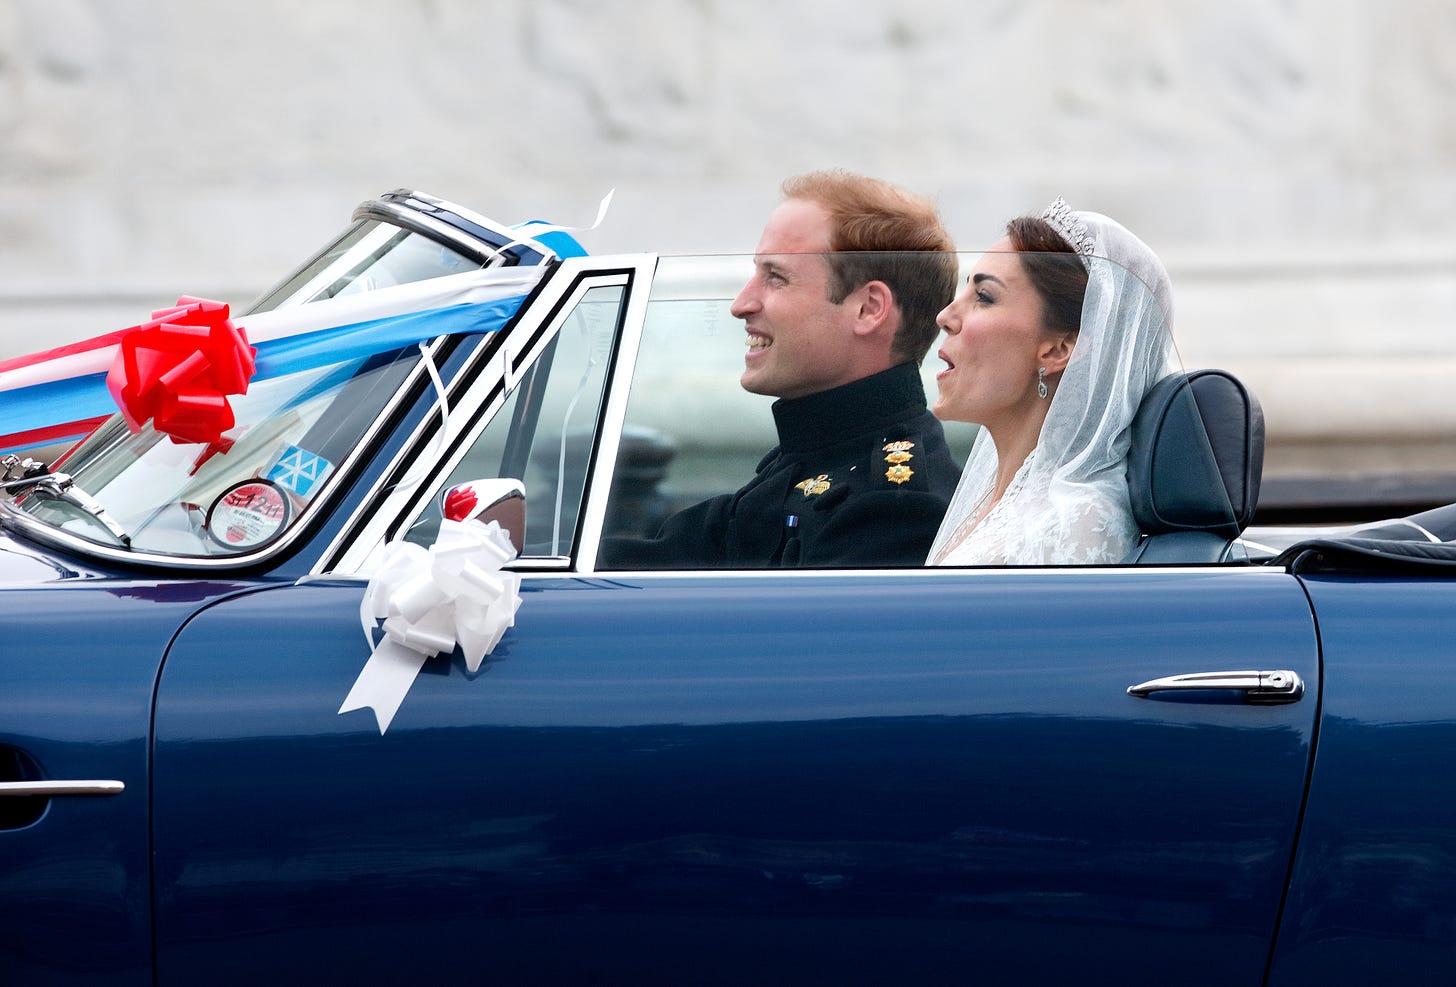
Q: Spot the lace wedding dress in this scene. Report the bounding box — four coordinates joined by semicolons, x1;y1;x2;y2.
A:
931;451;1141;565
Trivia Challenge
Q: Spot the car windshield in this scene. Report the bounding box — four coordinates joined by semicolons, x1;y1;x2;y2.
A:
7;344;421;557
0;217;503;560
247;219;486;314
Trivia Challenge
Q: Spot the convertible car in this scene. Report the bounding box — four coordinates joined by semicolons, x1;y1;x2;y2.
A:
1;190;1453;985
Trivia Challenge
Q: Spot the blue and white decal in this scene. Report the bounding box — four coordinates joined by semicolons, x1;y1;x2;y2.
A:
267;445;335;498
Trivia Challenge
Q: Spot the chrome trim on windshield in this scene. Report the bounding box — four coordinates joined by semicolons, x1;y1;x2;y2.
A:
354;199;522;267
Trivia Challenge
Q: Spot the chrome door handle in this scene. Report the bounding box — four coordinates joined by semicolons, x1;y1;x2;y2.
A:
0;780;125;797
1127;670;1305;704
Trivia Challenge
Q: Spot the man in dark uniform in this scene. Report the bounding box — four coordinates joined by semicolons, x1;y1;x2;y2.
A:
600;169;961;569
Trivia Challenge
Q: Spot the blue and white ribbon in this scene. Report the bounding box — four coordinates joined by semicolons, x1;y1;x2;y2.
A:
0;266;545;450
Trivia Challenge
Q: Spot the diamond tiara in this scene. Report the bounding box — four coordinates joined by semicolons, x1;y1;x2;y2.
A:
1040;196;1096;256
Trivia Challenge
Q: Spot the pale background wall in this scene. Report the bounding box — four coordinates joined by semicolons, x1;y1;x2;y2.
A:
1;0;1453;493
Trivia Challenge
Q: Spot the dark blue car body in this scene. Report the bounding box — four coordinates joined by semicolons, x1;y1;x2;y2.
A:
1;191;1452;985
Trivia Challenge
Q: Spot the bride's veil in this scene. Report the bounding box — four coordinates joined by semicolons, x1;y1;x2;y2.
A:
927;210;1178;565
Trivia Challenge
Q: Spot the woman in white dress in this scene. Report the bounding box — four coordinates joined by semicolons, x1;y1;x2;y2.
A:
928;199;1176;566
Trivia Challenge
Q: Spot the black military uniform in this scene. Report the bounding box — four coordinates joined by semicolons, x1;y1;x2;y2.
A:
599;362;960;569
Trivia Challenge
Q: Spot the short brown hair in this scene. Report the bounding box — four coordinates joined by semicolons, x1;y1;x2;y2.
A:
1005;216;1088;338
782;170;958;364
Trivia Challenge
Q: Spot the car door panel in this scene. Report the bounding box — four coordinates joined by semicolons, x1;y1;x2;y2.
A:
154;567;1317;983
0;574;253;986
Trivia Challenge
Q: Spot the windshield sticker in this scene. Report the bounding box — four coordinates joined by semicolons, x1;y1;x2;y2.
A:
266;445;334;498
206;479;292;549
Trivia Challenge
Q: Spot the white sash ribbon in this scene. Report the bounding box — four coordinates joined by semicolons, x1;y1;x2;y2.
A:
339;518;522;734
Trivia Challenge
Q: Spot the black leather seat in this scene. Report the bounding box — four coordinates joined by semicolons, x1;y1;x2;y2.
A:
1124;369;1265;563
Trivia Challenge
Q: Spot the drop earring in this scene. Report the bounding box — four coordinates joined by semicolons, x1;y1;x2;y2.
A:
1037;366;1049;400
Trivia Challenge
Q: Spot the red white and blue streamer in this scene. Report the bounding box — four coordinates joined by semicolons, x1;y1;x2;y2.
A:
0;266;546;453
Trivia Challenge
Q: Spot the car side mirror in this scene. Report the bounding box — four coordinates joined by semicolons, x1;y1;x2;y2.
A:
442;478;526;555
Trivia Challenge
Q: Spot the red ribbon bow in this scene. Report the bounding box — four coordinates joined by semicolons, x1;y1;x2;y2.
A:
106;296;257;446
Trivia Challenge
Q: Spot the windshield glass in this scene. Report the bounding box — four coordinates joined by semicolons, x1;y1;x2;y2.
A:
0;211;532;561
11;346;419;556
247;220;485;315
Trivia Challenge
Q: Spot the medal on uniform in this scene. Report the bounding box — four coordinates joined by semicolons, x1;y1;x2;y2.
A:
882;441;915;483
795;474;831;496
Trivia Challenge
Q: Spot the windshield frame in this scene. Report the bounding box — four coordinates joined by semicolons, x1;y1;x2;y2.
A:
317;253;657;575
0;189;569;572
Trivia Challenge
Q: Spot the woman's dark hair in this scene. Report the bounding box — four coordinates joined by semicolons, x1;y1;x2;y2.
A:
1006;216;1088;338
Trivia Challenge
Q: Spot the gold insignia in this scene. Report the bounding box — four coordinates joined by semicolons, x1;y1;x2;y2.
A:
795;474;832;496
885;464;913;485
884;450;913;465
882;441;915;453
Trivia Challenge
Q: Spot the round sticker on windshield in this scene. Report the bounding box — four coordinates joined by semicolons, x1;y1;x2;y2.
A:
206;479;292;550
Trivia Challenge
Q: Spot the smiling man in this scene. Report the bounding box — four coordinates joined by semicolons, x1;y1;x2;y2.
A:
601;170;961;569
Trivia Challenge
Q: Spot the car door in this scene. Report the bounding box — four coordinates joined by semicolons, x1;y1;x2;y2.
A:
150;254;1322;984
0;565;260;987
151;576;1319;983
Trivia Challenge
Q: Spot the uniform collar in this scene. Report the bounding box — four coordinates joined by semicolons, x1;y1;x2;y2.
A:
771;363;928;453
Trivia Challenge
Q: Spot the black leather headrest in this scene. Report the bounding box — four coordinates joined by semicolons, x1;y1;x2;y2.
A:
1127;370;1264;538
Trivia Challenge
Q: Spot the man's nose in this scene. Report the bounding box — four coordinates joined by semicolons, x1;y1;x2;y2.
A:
730;284;758;319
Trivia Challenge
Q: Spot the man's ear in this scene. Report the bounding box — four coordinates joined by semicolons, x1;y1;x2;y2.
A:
850;280;896;339
1038;331;1076;374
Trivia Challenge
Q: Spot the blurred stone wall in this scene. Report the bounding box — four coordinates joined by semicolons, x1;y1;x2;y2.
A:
1;0;1453;494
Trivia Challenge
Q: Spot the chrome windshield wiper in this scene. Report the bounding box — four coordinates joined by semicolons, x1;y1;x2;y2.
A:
0;455;49;489
0;457;132;547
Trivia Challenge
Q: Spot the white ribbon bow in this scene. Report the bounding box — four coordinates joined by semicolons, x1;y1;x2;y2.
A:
339;519;522;734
